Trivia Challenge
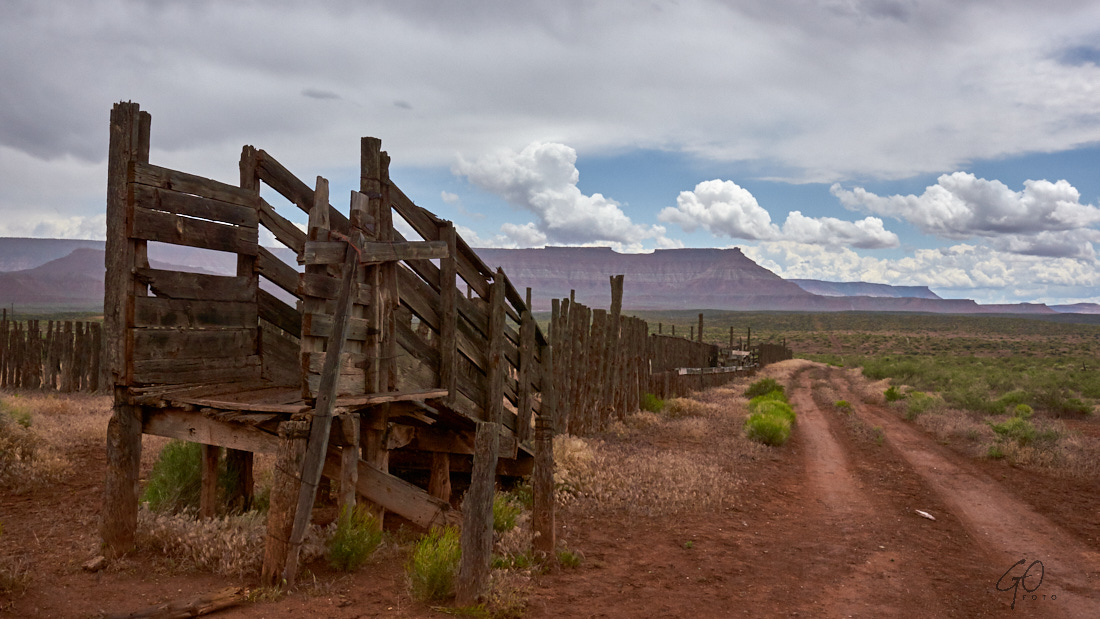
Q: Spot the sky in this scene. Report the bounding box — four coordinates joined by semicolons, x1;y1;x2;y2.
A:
2;0;1100;305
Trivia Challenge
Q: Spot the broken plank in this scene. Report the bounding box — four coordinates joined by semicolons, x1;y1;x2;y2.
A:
132;206;258;255
257;246;300;297
136;268;254;302
134;184;258;227
257;288;301;337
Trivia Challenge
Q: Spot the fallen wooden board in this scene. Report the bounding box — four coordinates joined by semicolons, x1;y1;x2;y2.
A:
104;585;243;619
322;451;461;529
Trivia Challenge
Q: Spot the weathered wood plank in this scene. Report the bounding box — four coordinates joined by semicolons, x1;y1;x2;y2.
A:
486;274;506;426
258;197;306;254
133;183;258;227
132;328;257;360
130;161;258;208
257;288;301;337
132;355;262;385
133;296;257;329
200;444;219;519
132;206;258;255
301;313;374;341
359;240;448;264
257;246;300;297
137;268;255;302
302;240;345;265
333;388;449;408
297;272;372;302
255;149;350;234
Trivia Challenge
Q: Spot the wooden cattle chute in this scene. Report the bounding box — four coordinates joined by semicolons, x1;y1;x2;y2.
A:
0;313;101;392
100;102;555;592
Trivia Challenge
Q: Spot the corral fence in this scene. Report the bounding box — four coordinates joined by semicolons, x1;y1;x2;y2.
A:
0;311;102;393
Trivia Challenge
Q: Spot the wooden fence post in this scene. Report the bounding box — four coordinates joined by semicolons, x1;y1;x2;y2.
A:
532;344;556;554
262;420;310;587
101;101;150;557
457;421;500;605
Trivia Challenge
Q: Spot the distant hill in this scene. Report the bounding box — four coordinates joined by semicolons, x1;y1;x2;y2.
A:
789;279;942;300
474;246;1063;314
0;237;1089;315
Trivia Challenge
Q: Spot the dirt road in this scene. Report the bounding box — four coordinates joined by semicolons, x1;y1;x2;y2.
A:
528;362;1098;617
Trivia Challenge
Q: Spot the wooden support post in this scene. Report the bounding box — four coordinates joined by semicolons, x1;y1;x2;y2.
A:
698;313;704;344
516;307;535;443
287;237;361;574
456;421;500;606
225;449;254;512
101;402;143;557
532;352;555;554
339;414;360;514
602;275;624;427
486;271;507;425
428;451;452;503
438;222;457;405
262;420;309;587
102;101;149;557
200;444;220;519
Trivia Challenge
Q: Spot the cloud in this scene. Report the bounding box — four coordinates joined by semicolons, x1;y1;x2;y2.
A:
659;179;899;249
454;141;672;249
831;172;1100;258
742;240;1100;304
440;191;460;204
301;88;340;100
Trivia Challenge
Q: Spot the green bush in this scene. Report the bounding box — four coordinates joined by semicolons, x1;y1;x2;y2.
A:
557;549;582;569
493;492;523;533
142;441;205;513
640;393;665;413
327;506;383;572
1012;403;1033;419
407;527;461;602
752;400;796;424
884;385;903;402
904;392;938;420
745;378;785;400
744;412;791;446
748;391;788;409
990;416;1037;446
834;399;852;412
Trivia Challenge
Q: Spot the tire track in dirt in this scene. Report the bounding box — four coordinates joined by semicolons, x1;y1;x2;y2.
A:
831;367;1100;618
789;366;952;617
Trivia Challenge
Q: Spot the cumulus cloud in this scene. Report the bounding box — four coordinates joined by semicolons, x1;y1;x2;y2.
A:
453;141;673;249
659;179;899;249
742;240;1100;304
831;172;1100;258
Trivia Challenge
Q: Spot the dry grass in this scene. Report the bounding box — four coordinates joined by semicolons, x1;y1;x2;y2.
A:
136;507;331;578
554;374;768;517
0;392;110;493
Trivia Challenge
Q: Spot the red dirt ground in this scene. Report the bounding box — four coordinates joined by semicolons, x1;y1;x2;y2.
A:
2;362;1098;617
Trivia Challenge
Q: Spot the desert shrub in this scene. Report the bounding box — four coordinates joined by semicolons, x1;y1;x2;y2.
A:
990;416;1037;446
744;412;791;446
327;506;383;572
745;378;785;399
1013;404;1034;419
884;385;904;402
407;527;461;602
904;391;939;420
993;390;1030;413
748;391;787;410
640;393;665;413
557;548;582;569
493;492;524;533
834;400;852;412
